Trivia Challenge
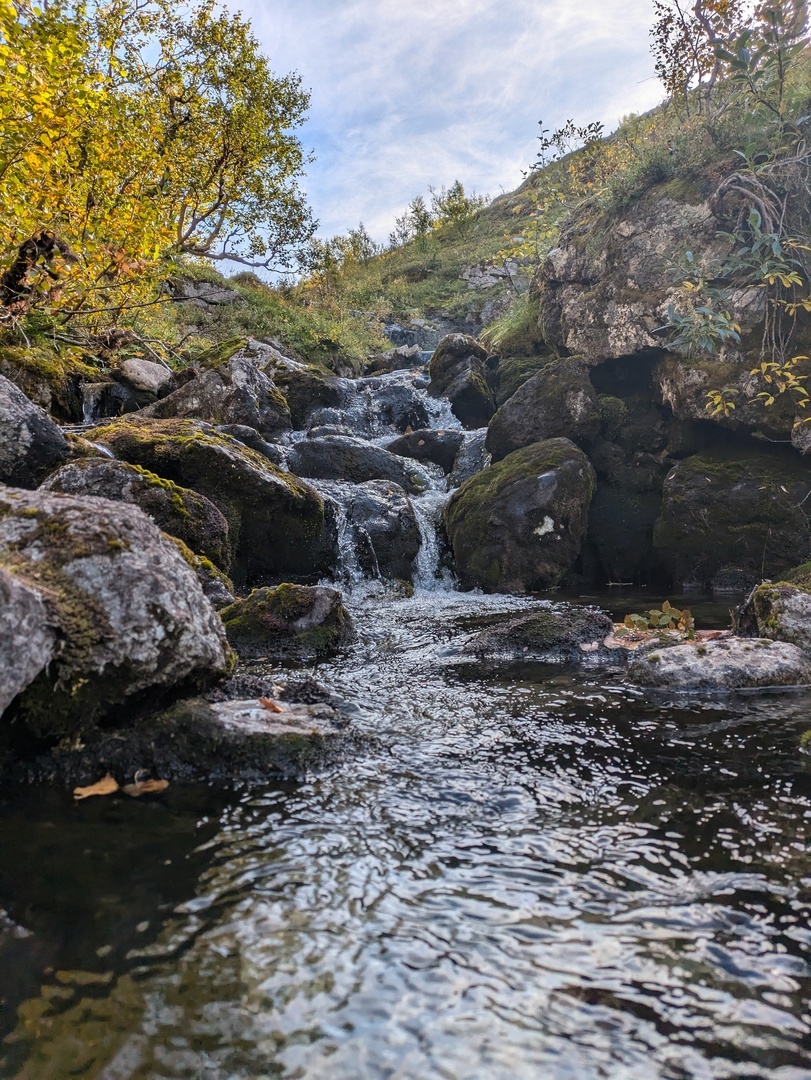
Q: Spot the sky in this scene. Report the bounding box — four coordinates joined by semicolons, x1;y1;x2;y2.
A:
236;0;666;243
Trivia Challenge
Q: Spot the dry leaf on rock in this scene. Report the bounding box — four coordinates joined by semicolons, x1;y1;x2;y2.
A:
122;778;169;798
258;697;283;713
73;773;119;800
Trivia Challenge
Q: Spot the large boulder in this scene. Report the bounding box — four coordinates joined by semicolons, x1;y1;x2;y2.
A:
628;637;811;691
443;437;596;592
112;356;175;397
287;435;431;495
265;353;346;428
485;358;600;461
220;584;351;661
428;334;496;429
92;417;335;585
653;448;811;589
385;429;465;474
736;567;811;652
0;487;232;736
41;458;232;570
0;373;69;487
141;344;291;439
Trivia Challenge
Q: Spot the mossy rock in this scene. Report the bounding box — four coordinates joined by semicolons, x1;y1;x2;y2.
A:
41;458;232;571
494;355;554;407
271;364;346;428
91;417;335;586
443;437;596;593
221;583;351;661
654;446;811;588
428;334;495;429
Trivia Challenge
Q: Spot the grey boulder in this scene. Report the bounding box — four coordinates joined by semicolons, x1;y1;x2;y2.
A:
0;373;69;487
628;637;811;691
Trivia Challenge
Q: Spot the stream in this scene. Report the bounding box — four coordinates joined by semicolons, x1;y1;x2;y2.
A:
2;364;811;1078
1;584;810;1078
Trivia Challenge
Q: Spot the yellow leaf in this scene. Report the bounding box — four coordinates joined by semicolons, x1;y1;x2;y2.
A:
73;773;119;800
122;777;169;797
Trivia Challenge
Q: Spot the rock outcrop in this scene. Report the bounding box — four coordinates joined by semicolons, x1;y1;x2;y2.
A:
443;437;595;592
287;434;431;494
628;637;811;691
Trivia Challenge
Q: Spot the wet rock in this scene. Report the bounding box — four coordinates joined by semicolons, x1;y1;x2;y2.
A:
486;358;600;462
354;376;430;433
287;434;431;495
0;567;58;715
447;430;490;487
41;458;232;570
0;374;69;487
25;697;355;786
81;379;158;420
628;637;811;691
268;356;346;428
113;357;175;397
365;344;423;375
322;480;421;581
465;603;614;663
215;424;285;466
141;344;291;440
164;536;236;610
220;584;351;661
653;448;811;589
92;417;335;586
0;487;232;736
385;429;465;474
444;438;595;592
428;334;496;429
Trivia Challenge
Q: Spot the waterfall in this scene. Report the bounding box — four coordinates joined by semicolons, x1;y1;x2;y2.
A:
412;488;455;592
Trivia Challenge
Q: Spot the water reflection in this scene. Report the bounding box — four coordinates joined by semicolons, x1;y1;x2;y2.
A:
1;592;810;1078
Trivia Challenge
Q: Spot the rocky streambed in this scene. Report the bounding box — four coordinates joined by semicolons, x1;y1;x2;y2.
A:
2;310;811;1073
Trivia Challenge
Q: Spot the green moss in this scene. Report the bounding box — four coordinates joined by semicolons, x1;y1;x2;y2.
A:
494;356;553;406
598;395;628;440
220;584;349;660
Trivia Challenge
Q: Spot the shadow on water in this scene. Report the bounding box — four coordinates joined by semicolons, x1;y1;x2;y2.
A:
1;590;810;1078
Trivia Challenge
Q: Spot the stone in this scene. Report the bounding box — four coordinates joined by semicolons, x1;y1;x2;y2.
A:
0;487;232;735
443;437;596;592
737;577;811;652
0;566;58;715
266;355;346;428
113;357;174;396
141;344;291;439
92;417;335;586
464;603;615;663
287;434;432;495
365;344;423;375
627;637;811;691
41;458;232;570
486;358;600;461
320;479;421;580
653;448;811;588
428;334;496;429
220;584;351;660
385;429;465;474
215;425;285;466
21;697;355;786
170;277;241;306
0;373;69;487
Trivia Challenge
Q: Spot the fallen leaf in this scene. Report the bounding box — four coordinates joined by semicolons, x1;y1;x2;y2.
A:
122;778;169;798
73;773;119;800
258;697;283;713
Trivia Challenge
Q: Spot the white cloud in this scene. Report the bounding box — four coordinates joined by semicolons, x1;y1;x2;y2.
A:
233;0;664;240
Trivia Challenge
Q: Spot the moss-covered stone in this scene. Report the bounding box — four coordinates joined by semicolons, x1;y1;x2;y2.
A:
91;417;335;586
42;458;232;571
220;583;351;661
443;437;596;593
653;447;811;588
494;355;554;406
428;333;495;429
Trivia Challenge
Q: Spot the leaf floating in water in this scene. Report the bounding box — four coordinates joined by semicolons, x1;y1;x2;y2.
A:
122;778;169;798
258;697;283;713
73;773;119;800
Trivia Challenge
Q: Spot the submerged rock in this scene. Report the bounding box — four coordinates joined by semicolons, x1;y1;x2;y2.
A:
220;583;351;661
443;438;595;592
628;637;811;691
465;603;614;663
41;458;232;570
0;487;232;736
485;358;600;461
92;417;334;585
428;334;495;429
16;697;355;786
0;373;69;487
287;434;431;495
